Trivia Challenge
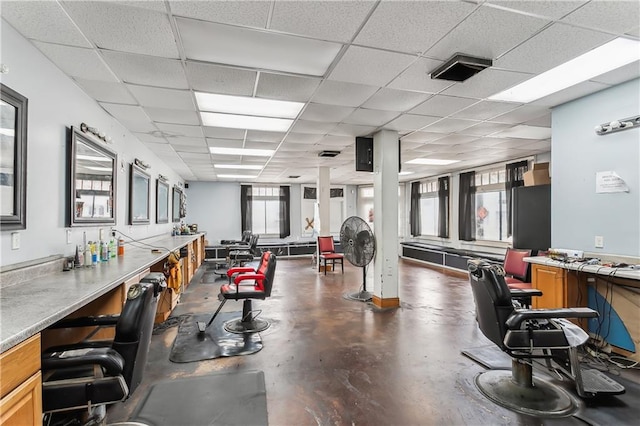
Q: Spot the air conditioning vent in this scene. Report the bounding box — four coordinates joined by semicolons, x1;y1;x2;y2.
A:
430;54;492;82
318;150;340;157
288;175;300;179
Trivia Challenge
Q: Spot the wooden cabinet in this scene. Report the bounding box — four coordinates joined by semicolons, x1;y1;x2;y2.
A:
531;264;567;309
0;335;42;426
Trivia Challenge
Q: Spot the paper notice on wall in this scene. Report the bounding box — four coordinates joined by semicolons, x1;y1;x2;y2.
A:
596;171;629;193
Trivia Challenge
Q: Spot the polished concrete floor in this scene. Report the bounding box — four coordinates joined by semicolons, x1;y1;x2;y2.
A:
107;257;637;425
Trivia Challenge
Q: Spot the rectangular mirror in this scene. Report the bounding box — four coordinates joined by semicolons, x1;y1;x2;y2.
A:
1;84;28;230
172;186;182;223
68;126;116;226
156;179;169;224
130;163;150;225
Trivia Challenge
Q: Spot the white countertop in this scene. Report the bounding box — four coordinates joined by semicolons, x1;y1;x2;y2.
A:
525;256;640;281
0;234;202;353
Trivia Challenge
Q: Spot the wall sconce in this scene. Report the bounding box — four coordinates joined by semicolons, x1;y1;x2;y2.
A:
80;122;112;143
158;173;168;182
595;115;640;135
134;158;150;170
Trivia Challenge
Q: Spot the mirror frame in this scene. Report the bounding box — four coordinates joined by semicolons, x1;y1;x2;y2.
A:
172;186;182;223
68;126;117;227
0;84;28;230
129;163;150;225
156;179;169;224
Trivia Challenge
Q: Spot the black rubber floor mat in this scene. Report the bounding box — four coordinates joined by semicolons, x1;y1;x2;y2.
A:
129;370;268;426
461;345;512;370
573;372;640;425
169;312;262;363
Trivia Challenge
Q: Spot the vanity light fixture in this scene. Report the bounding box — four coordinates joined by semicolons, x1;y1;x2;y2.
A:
134;158;150;170
158;174;168;182
595;115;640;135
80;122;112;143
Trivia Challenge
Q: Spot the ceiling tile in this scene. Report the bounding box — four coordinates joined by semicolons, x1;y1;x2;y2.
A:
101;51;188;89
431;134;479;145
33;42;117;81
361;88;431;112
246;131;286;143
458;121;516;137
494;23;615;74
244;141;278;151
177;152;212;163
322;123;377;137
590;61;640;86
133;132;169;144
524;115;551;128
73;78;137;104
311;81;379;107
388;58;454;94
185;62;256;96
290;120;336;135
284;133;324;144
169;0;270;28
300;104;356;122
270;1;374;42
451;100;520;121
486;1;586;20
354;0;476;54
172;144;209;154
401;131;448;143
385;114;441;133
316;135;352;147
426;5;549;61
342;108;399;127
99;103;156;132
491;105;550;124
328;46;416;87
118;1;168;13
157;123;204;138
530;80;610;107
492;124;551;139
127;85;195;110
441;68;534;99
63;1;178;58
144;107;200;125
1;1;92;47
561;1;640;35
176;17;342;76
422;118;478;133
410;95;478;118
206;139;243;149
256;73;321;102
203;127;246;140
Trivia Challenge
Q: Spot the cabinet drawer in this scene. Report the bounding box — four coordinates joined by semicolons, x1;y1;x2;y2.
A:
0;335;41;399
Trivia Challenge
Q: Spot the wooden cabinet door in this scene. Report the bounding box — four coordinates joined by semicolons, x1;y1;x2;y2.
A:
532;264;567;309
0;373;42;426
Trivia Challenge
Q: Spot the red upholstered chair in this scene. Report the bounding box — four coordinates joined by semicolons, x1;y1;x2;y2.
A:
503;248;532;290
318;236;344;275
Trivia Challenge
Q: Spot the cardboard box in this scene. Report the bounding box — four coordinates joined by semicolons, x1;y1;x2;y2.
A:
523;162;551;186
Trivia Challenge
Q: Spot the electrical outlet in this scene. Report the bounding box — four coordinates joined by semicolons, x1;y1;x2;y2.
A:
11;232;20;250
595;236;604;248
66;230;72;244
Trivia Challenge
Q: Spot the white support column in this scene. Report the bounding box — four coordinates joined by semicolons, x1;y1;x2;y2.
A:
317;167;330;237
372;129;400;308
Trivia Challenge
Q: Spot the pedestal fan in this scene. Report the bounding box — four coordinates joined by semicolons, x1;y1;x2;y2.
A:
340;216;376;302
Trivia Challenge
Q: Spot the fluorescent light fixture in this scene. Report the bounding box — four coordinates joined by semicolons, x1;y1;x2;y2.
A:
201;112;293;132
214;164;263;170
490;37;640;103
217;174;258;179
209;147;275;157
195;92;304;119
399;171;414;175
0;128;15;137
85;166;113;172
405;158;460;166
77;154;112;162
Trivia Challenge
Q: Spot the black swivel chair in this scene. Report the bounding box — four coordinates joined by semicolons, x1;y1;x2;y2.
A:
41;275;165;425
467;259;624;417
227;233;260;267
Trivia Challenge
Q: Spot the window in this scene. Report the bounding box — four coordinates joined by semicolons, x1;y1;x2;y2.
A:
358;185;405;235
302;186;344;235
474;168;510;242
419;181;439;237
251;186;280;235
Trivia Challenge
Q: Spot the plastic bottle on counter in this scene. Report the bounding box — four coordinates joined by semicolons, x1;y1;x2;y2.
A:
91;242;98;265
109;232;116;258
117;238;125;256
84;242;92;267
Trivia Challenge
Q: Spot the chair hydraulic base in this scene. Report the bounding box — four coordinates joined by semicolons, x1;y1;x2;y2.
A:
223;299;270;334
475;360;578;417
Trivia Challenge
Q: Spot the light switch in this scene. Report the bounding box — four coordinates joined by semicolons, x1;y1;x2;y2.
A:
595;236;604;248
11;232;20;250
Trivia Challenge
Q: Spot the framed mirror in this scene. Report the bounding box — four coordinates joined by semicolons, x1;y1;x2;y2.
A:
68;126;116;226
172;186;182;223
156;179;169;224
1;84;28;230
129;163;150;225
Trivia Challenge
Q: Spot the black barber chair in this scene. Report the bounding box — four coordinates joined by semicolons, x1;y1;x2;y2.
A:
41;273;166;425
467;259;624;417
227;233;260;267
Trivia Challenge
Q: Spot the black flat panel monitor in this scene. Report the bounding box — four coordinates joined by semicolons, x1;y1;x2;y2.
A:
355;137;373;172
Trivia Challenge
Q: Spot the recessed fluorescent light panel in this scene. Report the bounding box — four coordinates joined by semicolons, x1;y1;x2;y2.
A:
195;93;304;119
214;164;263;170
490;37;640;103
405;158;460;166
399;171;414;175
217;174;258;179
201;112;293;132
209;147;275;157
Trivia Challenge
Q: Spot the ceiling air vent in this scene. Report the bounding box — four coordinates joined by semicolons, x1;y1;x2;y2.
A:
288;175;300;179
318;150;340;158
430;54;492;82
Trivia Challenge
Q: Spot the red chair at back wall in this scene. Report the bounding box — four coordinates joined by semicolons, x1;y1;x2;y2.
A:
318;236;344;275
503;248;532;290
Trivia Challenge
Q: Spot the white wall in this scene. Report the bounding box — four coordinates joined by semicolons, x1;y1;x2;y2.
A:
0;21;182;267
552;78;640;257
184;181;240;244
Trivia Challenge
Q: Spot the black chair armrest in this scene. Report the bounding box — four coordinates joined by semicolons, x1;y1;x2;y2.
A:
42;348;125;377
47;315;120;329
506;307;598;329
510;289;543;298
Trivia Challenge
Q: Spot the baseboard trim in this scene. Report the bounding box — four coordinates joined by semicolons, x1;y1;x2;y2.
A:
372;296;400;309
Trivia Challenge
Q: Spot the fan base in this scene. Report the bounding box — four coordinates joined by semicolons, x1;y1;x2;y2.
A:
344;291;372;302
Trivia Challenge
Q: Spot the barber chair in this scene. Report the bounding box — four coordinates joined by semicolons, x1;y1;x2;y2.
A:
227;233;260;267
41;274;165;425
198;251;276;335
220;230;252;246
467;259;624;417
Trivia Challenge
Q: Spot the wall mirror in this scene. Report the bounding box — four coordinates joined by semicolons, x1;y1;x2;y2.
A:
68;126;116;226
156;179;169;224
172;186;182;223
1;84;28;230
129;163;150;225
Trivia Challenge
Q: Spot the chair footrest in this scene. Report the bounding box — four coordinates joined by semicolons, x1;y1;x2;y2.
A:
580;369;625;395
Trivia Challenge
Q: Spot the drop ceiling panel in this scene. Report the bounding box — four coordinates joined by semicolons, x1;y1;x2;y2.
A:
457;121;515;137
156;123;204;138
203;127;246;140
561;1;640;35
343;108;399;127
401;131;447;143
451;100;520;121
172;144;209;154
176;17;342;76
328;46;416;87
63;1;179;58
385;114;441;133
290;120;337;135
530;80;610;107
283;133;324;144
245;131;286;143
354;0;476;54
73;79;137;104
300;104;356;122
134;132;169;144
144;107;200;125
423;118;479;133
311;81;379;107
177;152;212;163
590;61;640;86
441;68;534;99
185;62;256;96
169;0;270;28
206;138;243;148
494;23;615;74
165;136;206;147
256;73;321;102
410;95;477;118
244;141;278;151
101;51;188;89
387;58;453;94
492;124;551;139
33;42;117;81
361;88;431;112
485;1;586;20
491;105;550;124
99;103;156;132
431;134;479;145
1;1;92;47
127;85;195;110
269;1;374;43
426;5;549;61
